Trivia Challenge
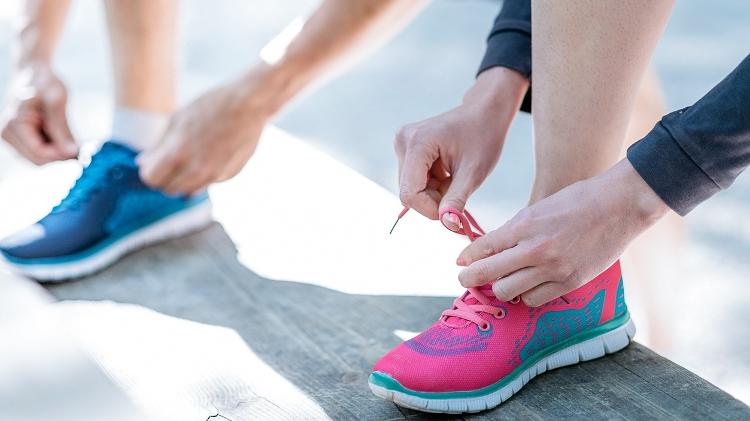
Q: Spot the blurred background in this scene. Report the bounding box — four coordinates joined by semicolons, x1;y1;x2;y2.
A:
0;0;748;406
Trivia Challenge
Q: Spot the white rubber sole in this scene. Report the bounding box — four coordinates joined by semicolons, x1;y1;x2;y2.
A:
3;201;213;282
370;317;636;414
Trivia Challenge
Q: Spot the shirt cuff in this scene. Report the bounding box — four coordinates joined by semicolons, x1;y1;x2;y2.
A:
477;30;531;113
626;116;721;216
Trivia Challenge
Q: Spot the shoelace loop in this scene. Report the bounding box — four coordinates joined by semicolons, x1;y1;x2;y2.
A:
393;206;513;328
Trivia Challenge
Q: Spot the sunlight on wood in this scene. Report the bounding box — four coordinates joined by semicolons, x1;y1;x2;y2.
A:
56;300;330;421
211;126;467;297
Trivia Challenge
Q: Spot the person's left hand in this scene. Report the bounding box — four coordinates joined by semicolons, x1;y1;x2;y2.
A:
455;159;670;306
137;76;271;195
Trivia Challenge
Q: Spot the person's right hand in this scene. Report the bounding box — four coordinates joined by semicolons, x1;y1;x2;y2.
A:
395;67;529;230
1;63;78;165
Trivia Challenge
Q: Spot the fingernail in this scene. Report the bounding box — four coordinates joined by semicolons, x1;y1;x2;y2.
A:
458;269;469;286
441;213;460;229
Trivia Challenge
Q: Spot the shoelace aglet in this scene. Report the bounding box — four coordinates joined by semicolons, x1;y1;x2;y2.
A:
389;207;410;234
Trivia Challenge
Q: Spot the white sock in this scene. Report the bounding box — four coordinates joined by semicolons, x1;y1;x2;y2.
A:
110;107;169;151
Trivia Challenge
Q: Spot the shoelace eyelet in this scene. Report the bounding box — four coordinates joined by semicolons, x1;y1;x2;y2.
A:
478;322;491;332
509;296;521;304
493;309;506;319
110;166;124;180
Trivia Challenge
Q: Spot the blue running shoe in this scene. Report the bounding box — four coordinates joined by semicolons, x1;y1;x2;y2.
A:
0;141;212;281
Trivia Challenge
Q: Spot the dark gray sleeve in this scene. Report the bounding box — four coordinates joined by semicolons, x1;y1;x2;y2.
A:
627;54;750;216
477;0;532;112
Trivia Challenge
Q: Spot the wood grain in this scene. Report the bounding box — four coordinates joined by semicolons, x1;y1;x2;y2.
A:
47;224;749;421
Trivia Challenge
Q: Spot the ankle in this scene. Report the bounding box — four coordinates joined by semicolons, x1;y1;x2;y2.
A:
111;107;169;151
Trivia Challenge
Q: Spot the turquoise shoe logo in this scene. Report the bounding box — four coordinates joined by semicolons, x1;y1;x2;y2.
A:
519;290;605;361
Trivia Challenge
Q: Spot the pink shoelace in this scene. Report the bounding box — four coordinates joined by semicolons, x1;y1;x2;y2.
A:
392;207;518;330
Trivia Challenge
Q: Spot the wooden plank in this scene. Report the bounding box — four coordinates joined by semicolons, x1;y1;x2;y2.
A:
47;224;749;420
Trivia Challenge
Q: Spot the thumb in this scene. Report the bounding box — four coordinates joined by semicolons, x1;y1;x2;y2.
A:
438;169;475;232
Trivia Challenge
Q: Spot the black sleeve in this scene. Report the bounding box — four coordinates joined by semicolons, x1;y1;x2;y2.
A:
627;54;750;216
477;0;532;112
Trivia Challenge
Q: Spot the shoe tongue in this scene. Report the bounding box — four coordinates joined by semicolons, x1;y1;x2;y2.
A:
101;141;138;157
90;141;138;170
443;284;496;328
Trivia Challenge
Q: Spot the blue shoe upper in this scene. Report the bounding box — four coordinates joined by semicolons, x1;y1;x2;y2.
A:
0;141;208;262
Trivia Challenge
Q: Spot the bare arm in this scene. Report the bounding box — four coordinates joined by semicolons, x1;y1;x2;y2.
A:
16;0;71;65
1;0;77;164
248;0;430;118
139;0;430;194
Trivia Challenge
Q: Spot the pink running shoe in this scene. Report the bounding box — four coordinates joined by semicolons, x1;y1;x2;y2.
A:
370;208;635;413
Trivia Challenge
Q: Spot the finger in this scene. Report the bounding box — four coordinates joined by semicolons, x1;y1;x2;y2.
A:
7;121;59;164
138;143;183;190
457;244;532;288
163;162;209;195
399;146;440;219
217;150;251;182
438;168;476;231
160;167;192;195
521;281;575;307
181;173;212;196
456;221;519;266
3;128;41;164
491;267;546;302
42;103;78;158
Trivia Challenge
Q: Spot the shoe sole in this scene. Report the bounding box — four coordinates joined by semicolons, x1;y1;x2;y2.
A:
2;201;213;282
369;315;636;414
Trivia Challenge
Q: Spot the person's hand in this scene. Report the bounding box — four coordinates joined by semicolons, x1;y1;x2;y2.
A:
455;159;670;306
395;67;528;230
138;72;273;195
1;63;78;164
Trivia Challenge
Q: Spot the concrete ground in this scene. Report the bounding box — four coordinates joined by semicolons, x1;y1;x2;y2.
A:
0;0;748;405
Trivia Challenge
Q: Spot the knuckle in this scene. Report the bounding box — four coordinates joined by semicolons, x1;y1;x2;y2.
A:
445;196;467;211
139;167;156;184
563;268;583;289
478;242;498;260
533;238;556;261
522;294;539;307
396;125;415;143
509;213;531;238
1;125;12;140
29;155;46;166
468;263;491;284
168;151;187;166
198;167;217;183
44;86;67;106
399;189;415;206
493;282;511;301
398;125;430;149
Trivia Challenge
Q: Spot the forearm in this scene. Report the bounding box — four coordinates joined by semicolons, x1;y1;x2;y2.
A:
239;0;429;118
16;0;71;67
627;54;750;215
462;67;528;128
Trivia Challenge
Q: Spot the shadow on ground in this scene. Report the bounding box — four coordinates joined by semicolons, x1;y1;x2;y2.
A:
45;224;748;421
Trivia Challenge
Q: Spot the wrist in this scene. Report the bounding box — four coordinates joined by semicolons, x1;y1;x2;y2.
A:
236;61;309;120
605;159;670;228
463;67;529;121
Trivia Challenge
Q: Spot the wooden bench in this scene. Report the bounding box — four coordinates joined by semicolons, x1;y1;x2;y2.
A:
46;223;749;420
3;128;747;419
